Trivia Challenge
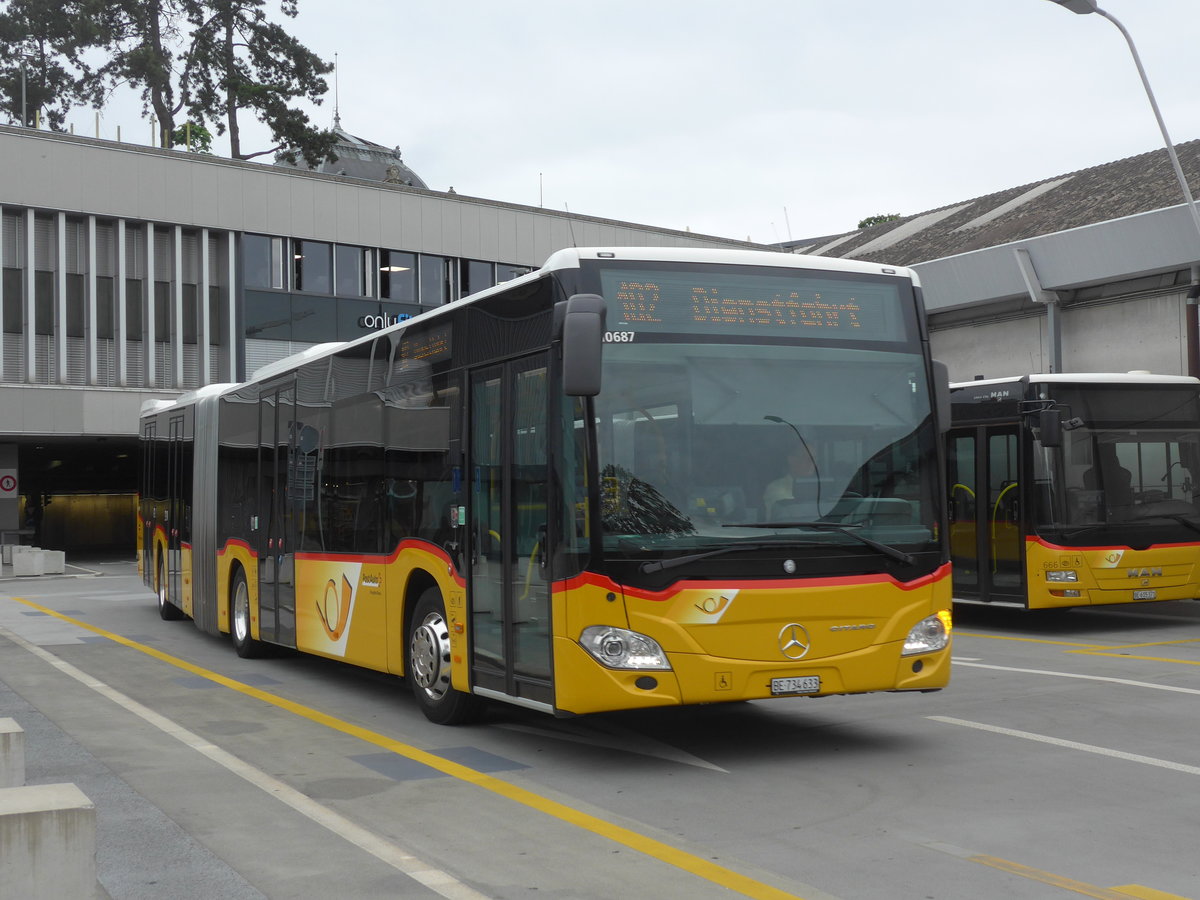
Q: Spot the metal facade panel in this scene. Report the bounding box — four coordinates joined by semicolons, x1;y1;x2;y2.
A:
286;176;317;239
239;172;270;234
457;202;482;259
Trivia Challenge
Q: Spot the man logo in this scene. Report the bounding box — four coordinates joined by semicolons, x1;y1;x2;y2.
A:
778;623;811;660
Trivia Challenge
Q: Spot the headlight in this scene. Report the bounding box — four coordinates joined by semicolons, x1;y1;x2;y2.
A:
579;626;671;670
902;610;951;656
1045;570;1078;582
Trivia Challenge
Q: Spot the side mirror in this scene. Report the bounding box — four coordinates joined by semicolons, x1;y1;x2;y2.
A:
1038;409;1063;448
932;360;951;434
559;293;606;397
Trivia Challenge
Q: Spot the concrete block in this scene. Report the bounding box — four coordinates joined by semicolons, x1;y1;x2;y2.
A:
12;549;44;577
0;719;23;788
0;783;96;899
1;544;11;565
41;550;65;575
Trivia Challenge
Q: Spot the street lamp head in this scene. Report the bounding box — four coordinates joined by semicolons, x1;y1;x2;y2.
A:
1046;0;1099;14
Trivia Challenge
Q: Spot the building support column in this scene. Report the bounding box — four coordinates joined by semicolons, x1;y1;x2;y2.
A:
144;224;155;387
1187;266;1199;379
22;210;35;384
115;220;127;387
225;232;238;382
200;228;211;386
172;225;184;388
85;216;97;385
54;212;66;384
1014;247;1062;373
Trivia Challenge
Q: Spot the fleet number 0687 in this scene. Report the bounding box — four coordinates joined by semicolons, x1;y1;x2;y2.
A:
604;331;636;343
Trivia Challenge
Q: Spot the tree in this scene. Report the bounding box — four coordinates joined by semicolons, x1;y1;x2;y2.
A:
170;118;212;151
0;0;107;129
858;213;902;229
185;0;336;165
0;0;337;165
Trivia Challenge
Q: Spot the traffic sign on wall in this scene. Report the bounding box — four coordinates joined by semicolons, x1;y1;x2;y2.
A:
0;470;18;498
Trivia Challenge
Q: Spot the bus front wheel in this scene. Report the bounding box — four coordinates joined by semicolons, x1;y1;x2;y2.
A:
231;568;264;659
156;553;184;621
408;588;484;725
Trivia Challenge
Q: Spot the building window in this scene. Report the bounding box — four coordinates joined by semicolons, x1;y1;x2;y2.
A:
2;269;21;334
243;233;285;289
293;240;331;293
335;244;372;297
419;254;452;306
380;249;416;302
497;263;533;283
461;259;495;298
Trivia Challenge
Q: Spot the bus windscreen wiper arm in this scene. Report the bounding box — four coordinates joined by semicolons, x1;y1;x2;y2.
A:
724;521;916;566
640;543;774;574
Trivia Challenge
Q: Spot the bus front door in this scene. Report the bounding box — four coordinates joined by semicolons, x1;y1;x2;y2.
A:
950;426;1025;603
467;354;553;708
258;381;298;646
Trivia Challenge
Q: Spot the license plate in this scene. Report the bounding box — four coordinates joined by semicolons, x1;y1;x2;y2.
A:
1133;589;1157;600
771;676;821;695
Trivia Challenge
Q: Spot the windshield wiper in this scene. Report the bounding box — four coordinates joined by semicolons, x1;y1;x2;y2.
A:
639;543;775;574
724;521;916;566
1132;512;1200;535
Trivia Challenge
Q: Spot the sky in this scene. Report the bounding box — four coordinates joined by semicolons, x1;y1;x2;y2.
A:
56;0;1200;245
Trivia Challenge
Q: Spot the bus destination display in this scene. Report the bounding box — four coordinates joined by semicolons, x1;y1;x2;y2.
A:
599;267;905;342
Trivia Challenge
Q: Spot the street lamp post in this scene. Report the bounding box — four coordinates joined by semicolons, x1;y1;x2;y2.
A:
1048;0;1200;376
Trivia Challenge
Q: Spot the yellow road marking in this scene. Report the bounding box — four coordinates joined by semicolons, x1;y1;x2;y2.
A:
1110;885;1194;900
971;854;1143;899
971;855;1191;900
8;597;814;900
925;844;1189;900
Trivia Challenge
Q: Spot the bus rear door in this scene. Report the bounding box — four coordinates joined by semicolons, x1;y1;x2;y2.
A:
258;379;298;646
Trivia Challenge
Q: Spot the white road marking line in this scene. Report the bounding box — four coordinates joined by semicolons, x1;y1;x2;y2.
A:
929;716;1200;776
0;624;490;900
953;660;1200;695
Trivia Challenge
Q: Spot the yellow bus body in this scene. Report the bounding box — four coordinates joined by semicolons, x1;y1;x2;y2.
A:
1026;536;1200;609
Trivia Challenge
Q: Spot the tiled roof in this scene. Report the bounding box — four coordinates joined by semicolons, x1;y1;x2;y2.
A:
785;139;1200;266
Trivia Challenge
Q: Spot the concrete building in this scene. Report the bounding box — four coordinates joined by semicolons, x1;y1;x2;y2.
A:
0;124;753;553
787;139;1200;382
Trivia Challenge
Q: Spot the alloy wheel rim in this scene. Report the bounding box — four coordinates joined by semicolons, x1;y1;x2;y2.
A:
411;612;450;700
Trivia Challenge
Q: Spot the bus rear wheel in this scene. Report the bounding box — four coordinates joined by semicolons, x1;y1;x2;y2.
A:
231;568;264;659
156;553;185;621
408;588;484;725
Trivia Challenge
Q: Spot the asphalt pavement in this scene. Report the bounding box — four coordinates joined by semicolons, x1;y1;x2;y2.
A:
0;555;268;900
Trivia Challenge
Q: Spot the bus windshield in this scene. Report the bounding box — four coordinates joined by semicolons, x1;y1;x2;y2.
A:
1034;384;1200;534
593;340;939;564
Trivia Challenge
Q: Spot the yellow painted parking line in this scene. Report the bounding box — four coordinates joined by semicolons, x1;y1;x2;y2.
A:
1110;885;1193;900
970;854;1146;900
8;597;819;900
923;843;1189;900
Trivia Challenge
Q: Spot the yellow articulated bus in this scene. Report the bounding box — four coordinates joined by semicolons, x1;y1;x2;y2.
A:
139;247;952;725
947;372;1200;609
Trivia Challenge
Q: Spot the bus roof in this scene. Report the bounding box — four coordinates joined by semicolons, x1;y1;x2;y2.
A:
952;372;1200;389
540;246;920;283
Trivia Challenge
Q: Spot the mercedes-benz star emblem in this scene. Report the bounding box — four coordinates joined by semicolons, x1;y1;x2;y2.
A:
778;623;811;660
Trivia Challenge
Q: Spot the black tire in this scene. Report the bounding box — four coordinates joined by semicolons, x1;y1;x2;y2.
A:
408;587;484;725
230;567;265;658
156;553;185;621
